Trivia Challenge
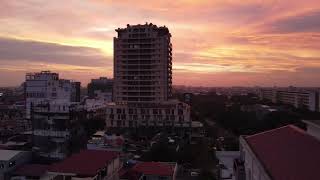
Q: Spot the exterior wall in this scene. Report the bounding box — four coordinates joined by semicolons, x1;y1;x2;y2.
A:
32;101;79;160
239;137;271;180
106;157;121;180
304;121;320;141
113;23;172;104
105;101;191;128
259;89;277;103
307;92;316;111
307;125;320;140
216;151;240;179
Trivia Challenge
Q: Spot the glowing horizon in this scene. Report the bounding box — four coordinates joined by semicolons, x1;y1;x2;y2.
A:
0;0;320;87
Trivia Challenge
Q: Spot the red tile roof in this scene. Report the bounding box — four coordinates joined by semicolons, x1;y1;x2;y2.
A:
119;167;142;180
49;150;119;177
132;162;176;177
244;125;320;180
14;164;49;177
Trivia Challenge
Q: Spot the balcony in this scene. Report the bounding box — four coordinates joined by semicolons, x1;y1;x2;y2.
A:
33;130;70;138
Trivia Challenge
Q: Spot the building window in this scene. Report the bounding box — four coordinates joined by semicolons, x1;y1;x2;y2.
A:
153;109;158;114
9;161;15;167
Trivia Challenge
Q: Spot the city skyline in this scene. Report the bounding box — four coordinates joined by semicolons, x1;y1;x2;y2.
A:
0;1;320;87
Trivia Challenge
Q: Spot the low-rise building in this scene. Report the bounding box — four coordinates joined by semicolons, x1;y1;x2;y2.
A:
87;131;124;152
25;71;84;161
239;125;320;180
48;150;121;180
0;150;32;179
241;104;279;120
25;71;80;120
105;100;191;128
259;89;318;111
120;161;177;180
11;164;50;180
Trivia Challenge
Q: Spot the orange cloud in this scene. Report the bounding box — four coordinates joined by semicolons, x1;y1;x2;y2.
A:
0;0;319;86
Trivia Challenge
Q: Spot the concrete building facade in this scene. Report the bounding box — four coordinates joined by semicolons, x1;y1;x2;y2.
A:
25;71;80;119
87;77;113;100
105;100;191;128
25;71;82;160
113;23;172;104
106;23;190;129
239;137;271;180
303;120;320;141
31;100;83;160
259;89;318;111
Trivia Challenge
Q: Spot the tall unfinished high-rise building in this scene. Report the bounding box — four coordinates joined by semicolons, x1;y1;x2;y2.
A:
113;23;172;104
106;23;191;129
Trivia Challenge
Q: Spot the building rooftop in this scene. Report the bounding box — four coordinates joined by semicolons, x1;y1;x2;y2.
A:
13;164;49;177
244;125;320;180
93;131;105;137
48;150;119;177
132;162;176;177
0;150;23;161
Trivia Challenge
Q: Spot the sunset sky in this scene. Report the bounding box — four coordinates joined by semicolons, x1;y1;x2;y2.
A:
0;0;320;87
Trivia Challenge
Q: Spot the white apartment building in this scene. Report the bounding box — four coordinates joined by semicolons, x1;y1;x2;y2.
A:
259;89;318;111
25;71;81;160
25;71;80;119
